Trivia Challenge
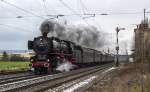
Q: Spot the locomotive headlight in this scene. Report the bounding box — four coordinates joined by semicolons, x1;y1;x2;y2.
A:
44;63;49;67
47;59;50;62
30;59;34;62
57;56;60;59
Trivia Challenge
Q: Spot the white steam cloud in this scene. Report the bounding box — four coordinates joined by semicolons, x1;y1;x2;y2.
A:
56;61;77;72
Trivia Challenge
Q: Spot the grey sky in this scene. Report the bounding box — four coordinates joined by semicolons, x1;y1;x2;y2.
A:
0;0;149;54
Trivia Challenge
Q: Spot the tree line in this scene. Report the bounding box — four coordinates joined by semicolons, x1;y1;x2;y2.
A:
1;51;29;61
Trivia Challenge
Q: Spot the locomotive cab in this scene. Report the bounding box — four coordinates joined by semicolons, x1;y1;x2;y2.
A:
60;40;69;54
60;40;76;65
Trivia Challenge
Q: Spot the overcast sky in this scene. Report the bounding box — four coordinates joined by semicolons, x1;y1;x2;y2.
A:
0;0;149;54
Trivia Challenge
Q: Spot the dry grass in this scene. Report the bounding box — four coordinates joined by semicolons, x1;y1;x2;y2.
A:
86;62;150;92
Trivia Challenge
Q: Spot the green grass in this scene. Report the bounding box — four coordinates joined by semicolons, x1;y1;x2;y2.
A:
0;61;30;73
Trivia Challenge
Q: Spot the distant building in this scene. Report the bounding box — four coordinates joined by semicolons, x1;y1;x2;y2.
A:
134;19;150;61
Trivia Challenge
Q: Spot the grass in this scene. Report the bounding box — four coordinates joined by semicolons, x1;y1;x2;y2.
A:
86;62;150;92
0;61;30;73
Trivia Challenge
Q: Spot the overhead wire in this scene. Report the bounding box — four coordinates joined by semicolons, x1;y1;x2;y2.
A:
0;10;148;19
0;0;61;33
41;0;49;16
79;0;88;14
0;12;147;19
0;4;19;16
0;0;150;28
35;0;46;16
78;0;102;29
0;0;53;29
0;0;149;17
42;0;64;19
1;0;45;19
0;2;42;27
45;0;69;23
58;0;91;25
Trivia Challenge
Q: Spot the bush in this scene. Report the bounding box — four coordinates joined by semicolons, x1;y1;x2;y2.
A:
10;54;24;61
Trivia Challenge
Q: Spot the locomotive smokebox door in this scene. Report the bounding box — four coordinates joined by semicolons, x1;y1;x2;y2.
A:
28;40;33;49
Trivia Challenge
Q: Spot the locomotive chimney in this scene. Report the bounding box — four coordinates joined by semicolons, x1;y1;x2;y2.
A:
41;24;49;37
40;20;54;37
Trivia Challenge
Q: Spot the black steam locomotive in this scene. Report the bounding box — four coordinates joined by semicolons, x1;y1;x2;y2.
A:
28;21;114;74
28;36;114;74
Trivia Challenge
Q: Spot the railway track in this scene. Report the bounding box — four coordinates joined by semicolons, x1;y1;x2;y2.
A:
0;74;39;85
0;63;115;92
0;72;32;80
0;71;29;75
38;63;115;92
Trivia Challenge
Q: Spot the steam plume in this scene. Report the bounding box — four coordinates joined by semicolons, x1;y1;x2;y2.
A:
40;20;105;49
56;60;76;72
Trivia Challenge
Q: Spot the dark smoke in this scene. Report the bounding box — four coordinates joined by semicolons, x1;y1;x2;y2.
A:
40;20;106;49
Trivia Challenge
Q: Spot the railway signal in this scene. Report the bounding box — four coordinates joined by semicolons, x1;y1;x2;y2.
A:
115;27;125;66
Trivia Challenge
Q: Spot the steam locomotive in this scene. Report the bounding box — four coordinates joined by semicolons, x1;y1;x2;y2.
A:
28;21;114;74
28;35;114;74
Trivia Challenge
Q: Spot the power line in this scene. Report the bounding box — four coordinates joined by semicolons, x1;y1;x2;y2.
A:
0;11;149;19
0;4;19;16
0;2;45;26
79;0;88;14
58;0;90;25
59;0;81;16
1;0;45;19
0;0;149;17
35;0;46;16
0;0;149;21
37;0;62;19
41;0;49;15
44;0;69;22
41;0;61;19
78;0;102;29
0;16;42;19
36;0;63;19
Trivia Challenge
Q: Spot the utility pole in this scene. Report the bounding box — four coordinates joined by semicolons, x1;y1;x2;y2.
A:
116;27;119;66
144;8;146;23
141;9;146;92
108;48;110;54
141;31;144;92
115;27;125;66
